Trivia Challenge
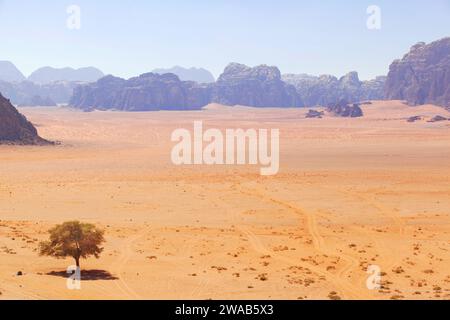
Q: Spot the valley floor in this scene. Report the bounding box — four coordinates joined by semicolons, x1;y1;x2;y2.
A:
0;101;449;300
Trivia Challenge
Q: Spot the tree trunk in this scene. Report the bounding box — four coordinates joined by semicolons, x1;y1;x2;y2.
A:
75;256;80;268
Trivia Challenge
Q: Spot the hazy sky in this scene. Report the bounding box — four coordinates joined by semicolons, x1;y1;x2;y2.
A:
0;0;449;80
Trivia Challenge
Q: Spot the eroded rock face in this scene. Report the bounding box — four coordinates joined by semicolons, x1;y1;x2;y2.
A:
0;93;51;145
282;72;386;107
212;63;303;108
385;37;450;109
70;73;211;111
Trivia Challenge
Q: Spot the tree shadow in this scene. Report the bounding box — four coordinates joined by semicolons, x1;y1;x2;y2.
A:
46;269;118;281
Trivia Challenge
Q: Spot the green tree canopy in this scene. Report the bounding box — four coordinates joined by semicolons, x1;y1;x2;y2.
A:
39;221;105;268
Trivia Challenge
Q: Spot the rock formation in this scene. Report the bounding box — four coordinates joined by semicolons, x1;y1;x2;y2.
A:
305;109;324;118
70;73;211;111
407;116;422;123
428;115;448;123
0;93;51;145
212;63;303;108
282;72;386;107
385;37;450;109
328;100;363;118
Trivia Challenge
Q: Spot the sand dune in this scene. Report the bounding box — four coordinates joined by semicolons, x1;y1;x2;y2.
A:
0;101;449;300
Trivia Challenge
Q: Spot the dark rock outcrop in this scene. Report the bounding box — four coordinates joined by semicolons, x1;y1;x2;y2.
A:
0;93;51;145
305;109;324;118
328;100;363;118
153;66;215;83
283;72;386;107
385;38;450;109
428;115;448;123
407;116;422;123
212;63;303;108
70;73;211;111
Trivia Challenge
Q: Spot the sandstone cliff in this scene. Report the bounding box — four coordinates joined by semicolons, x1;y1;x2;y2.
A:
212;63;303;108
70;73;211;111
385;37;450;109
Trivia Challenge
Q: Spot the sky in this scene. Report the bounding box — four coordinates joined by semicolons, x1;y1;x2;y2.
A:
0;0;449;80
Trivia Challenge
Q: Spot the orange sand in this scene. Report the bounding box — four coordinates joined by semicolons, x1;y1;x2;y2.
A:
0;101;449;300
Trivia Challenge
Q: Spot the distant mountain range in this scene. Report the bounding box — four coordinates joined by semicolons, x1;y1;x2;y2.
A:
0;63;104;106
152;66;215;83
0;63;104;84
0;80;84;106
1;37;449;109
0;61;26;83
70;63;385;111
70;64;305;111
28;67;104;84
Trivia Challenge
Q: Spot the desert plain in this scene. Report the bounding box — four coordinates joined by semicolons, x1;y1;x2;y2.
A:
0;101;449;300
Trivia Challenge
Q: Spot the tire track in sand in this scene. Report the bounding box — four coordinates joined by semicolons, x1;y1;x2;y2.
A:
110;229;148;299
235;184;372;299
331;188;407;272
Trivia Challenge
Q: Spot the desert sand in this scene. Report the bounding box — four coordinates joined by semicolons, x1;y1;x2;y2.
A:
0;101;449;300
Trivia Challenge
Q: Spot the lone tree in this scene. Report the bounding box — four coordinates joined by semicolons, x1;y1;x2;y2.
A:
39;221;105;268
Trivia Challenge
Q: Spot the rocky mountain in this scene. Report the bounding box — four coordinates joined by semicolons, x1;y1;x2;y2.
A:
70;73;211;111
28;67;104;84
212;63;303;108
385;37;450;109
152;66;215;83
0;61;26;83
282;72;386;107
0;80;81;106
0;93;51;145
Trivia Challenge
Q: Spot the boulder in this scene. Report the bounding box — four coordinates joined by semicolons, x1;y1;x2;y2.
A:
328;100;363;118
305;109;324;118
428;115;448;122
407;116;422;123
